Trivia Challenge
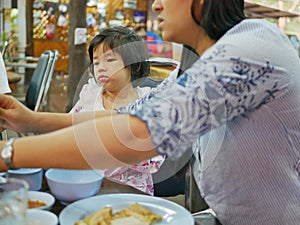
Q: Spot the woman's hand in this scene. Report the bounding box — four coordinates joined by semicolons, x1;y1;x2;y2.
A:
0;94;37;133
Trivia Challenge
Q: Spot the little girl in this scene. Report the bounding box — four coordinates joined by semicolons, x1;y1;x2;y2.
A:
70;26;164;195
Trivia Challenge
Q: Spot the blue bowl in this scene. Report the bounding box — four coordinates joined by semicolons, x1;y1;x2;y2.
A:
45;169;104;205
7;168;43;191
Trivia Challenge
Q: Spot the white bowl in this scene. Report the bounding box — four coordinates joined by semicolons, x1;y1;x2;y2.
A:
26;209;58;225
27;191;55;210
45;169;104;205
7;168;43;191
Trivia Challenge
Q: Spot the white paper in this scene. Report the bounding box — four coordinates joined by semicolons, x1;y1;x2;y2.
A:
74;28;87;45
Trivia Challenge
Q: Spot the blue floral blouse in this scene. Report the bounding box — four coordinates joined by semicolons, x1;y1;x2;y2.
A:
119;19;300;225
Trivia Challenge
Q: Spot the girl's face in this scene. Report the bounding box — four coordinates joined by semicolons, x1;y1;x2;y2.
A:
152;0;201;46
92;43;131;92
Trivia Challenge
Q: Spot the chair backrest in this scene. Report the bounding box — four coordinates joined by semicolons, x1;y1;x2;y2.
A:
25;50;58;111
133;76;162;88
37;49;59;111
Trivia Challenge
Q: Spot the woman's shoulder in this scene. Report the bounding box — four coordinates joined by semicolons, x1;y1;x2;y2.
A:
224;18;286;41
201;18;292;61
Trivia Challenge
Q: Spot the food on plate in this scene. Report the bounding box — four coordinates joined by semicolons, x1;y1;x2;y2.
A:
74;203;161;225
76;207;112;225
27;199;47;209
111;217;150;225
113;203;161;224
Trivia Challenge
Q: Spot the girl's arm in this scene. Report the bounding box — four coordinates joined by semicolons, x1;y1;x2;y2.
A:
0;94;117;134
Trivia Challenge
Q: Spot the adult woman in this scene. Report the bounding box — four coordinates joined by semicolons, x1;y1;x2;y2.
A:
0;0;299;224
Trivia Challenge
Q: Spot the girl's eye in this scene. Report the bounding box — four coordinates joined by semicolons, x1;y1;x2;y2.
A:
107;58;117;62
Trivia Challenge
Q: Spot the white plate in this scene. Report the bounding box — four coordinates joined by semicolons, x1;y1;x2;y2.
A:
59;193;194;225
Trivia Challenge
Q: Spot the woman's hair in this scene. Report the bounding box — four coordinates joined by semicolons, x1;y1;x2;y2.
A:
177;44;199;78
88;26;150;81
192;0;246;40
176;0;246;78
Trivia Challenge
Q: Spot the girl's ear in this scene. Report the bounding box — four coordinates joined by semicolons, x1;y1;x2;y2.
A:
192;0;204;24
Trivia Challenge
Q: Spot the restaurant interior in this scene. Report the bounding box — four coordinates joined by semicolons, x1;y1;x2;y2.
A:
0;0;300;225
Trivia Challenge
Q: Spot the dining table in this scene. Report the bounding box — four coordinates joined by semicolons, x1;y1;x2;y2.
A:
42;177;221;225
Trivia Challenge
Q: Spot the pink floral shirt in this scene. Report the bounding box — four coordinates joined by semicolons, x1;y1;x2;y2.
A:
70;78;164;195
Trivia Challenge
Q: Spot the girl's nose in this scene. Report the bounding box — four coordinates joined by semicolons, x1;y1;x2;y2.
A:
152;0;162;13
94;63;107;73
98;67;107;73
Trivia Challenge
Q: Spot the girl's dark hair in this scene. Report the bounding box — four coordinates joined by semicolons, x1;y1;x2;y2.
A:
192;0;246;40
88;26;150;81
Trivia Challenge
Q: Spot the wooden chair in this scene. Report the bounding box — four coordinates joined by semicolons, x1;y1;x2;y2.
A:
133;76;162;88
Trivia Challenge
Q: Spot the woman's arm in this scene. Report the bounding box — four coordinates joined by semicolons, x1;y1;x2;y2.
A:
0;113;157;171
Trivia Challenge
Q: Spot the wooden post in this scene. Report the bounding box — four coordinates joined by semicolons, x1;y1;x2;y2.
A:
25;0;33;57
25;0;34;84
66;0;88;112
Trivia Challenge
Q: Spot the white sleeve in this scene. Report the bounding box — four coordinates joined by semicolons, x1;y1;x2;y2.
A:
70;78;103;113
0;53;11;94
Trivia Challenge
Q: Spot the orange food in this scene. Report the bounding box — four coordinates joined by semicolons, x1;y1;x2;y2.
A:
27;199;47;209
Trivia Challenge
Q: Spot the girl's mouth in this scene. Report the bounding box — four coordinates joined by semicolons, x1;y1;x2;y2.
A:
97;75;109;83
